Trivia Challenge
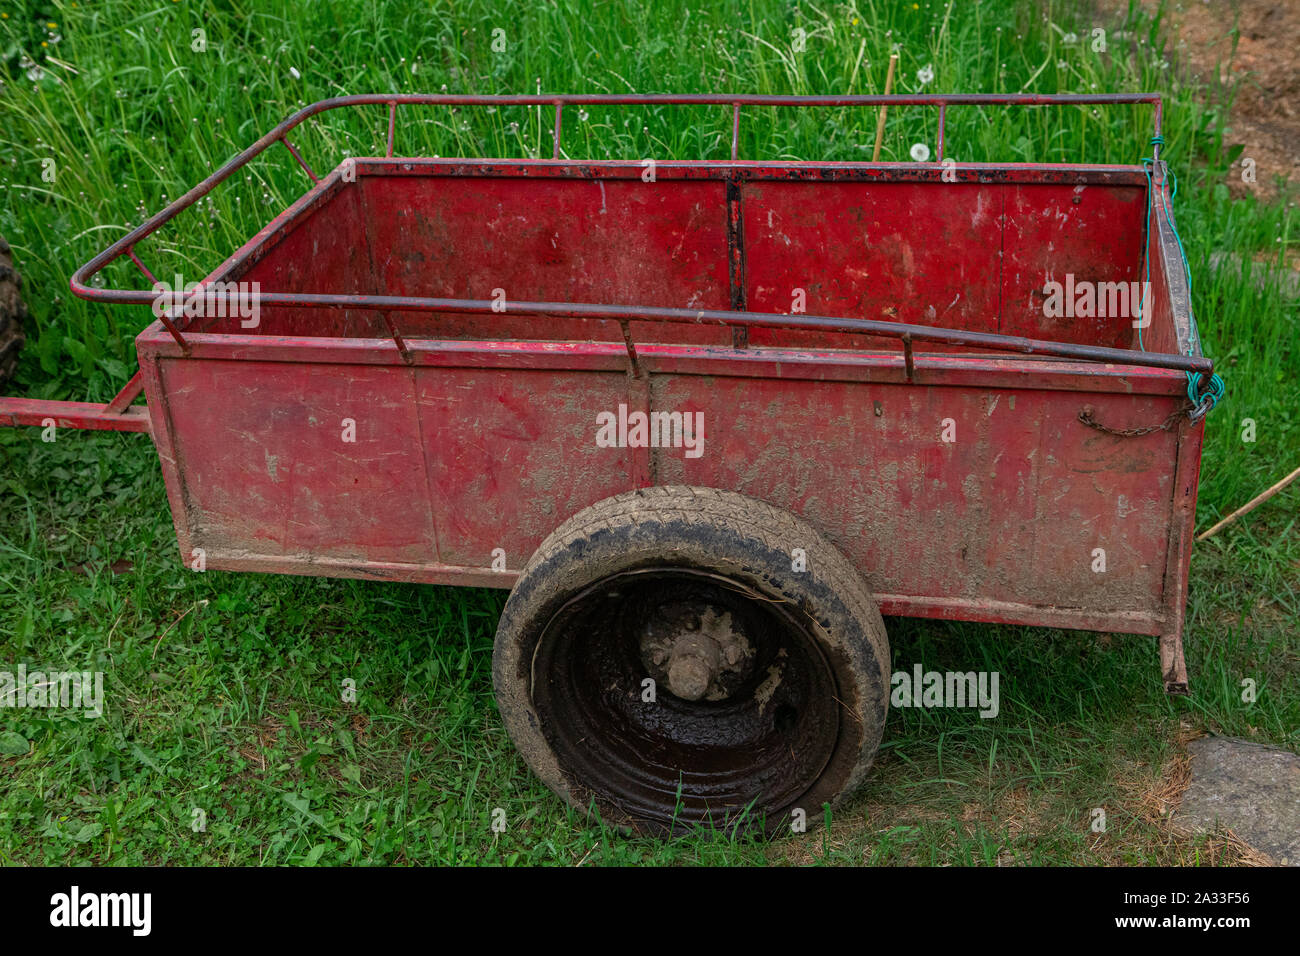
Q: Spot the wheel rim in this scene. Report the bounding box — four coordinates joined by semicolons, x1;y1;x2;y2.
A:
530;566;842;829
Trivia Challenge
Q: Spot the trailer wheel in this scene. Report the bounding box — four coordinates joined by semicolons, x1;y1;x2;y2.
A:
493;486;889;834
0;237;28;387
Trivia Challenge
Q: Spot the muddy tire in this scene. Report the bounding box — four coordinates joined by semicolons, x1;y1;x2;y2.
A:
493;485;890;834
0;236;28;387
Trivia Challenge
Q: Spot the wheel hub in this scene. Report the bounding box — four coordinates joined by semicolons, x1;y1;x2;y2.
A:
639;605;755;701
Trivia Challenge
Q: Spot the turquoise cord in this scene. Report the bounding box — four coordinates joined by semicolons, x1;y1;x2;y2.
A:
1139;134;1225;416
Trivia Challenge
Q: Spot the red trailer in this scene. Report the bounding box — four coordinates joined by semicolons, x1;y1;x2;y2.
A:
1;94;1217;832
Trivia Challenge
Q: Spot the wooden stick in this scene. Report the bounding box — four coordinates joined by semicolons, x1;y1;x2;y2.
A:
1196;463;1300;541
872;54;898;162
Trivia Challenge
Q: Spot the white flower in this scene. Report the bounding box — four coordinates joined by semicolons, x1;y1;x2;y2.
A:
916;63;935;85
289;66;301;80
19;56;43;82
1063;32;1078;45
910;142;931;162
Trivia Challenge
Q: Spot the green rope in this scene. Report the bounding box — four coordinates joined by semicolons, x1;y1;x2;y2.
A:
1139;134;1225;418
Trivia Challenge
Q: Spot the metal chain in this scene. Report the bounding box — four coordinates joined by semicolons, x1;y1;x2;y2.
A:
1077;401;1194;437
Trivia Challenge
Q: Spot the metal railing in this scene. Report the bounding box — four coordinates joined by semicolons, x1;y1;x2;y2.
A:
68;93;1207;381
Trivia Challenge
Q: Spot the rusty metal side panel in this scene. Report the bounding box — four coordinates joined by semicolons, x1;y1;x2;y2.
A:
356;175;729;305
354;174;732;348
740;180;1002;349
200;170;1156;358
138;347;198;571
231;183;374;338
144;333;1182;636
147;352;641;577
651;374;1177;619
156;358;438;564
412;366;641;568
1141;221;1180;356
1000;183;1147;348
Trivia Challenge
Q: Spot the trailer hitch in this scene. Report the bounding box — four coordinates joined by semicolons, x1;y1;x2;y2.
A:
0;369;149;434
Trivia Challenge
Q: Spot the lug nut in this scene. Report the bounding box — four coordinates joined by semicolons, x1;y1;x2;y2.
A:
666;633;721;701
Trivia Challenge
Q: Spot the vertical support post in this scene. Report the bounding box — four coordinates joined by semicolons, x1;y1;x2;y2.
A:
127;247;157;285
1151;99;1162;164
281;137;319;183
617;316;641;378
726;177;748;349
553;102;563;159
386;101;397;158
626;369;654;488
731;103;741;160
1158;415;1201;695
157;311;191;356
127;244;189;354
936;103;947;162
381;314;413;365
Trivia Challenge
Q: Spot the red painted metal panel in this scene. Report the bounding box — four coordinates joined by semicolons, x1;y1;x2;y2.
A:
206;170;1162;360
356;174;731;348
132;314;1191;645
358;175;729;307
742;181;1003;347
145;338;1180;626
158;358;437;563
650;374;1175;616
233;184;374;337
1000;183;1147;347
414;368;640;568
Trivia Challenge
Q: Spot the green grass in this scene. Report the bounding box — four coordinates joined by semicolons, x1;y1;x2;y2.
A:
0;0;1296;865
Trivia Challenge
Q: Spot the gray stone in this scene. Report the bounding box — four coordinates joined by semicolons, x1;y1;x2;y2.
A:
1175;736;1300;865
1208;251;1300;299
